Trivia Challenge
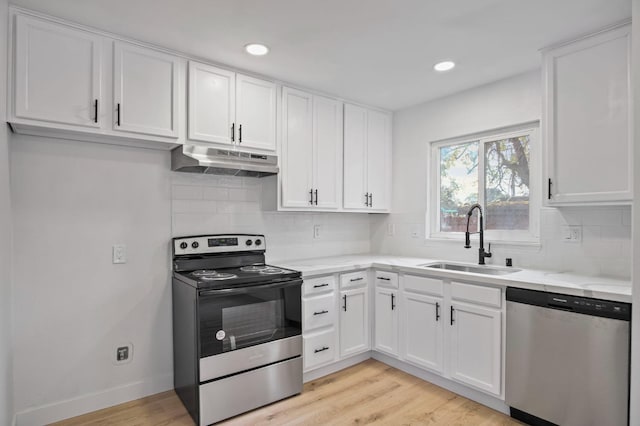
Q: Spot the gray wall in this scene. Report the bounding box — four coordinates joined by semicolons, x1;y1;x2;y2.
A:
0;0;14;423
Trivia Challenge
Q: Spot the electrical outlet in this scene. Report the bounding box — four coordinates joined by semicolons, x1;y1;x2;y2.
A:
115;343;133;365
313;225;322;239
563;225;582;243
410;224;422;239
112;244;126;264
387;223;395;236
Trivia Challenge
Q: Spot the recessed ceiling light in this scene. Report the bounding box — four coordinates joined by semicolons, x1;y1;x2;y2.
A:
434;61;455;72
245;43;269;56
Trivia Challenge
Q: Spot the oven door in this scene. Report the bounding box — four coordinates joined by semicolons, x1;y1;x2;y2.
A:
198;279;302;359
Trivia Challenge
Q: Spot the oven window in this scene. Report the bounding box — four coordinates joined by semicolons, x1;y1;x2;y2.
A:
199;283;301;358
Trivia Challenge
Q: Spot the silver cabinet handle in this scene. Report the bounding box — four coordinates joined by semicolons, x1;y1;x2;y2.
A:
313;310;329;316
391;293;396;310
350;277;363;282
364;192;369;206
436;302;440;321
313;283;329;288
343;294;347;311
377;277;390;281
314;346;329;353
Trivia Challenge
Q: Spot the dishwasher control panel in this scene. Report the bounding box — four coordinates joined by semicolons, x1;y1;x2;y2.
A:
507;287;631;321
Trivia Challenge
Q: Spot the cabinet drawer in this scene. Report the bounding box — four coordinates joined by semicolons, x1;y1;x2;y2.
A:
375;270;398;288
304;275;336;297
340;270;368;288
304;329;336;370
403;275;444;296
451;281;502;308
303;293;336;332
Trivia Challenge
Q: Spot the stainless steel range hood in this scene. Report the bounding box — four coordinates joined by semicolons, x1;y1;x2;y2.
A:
171;145;279;177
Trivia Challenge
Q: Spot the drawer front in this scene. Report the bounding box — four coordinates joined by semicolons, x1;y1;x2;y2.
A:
403;275;444;296
304;275;336;297
375;270;398;288
303;293;336;332
451;281;502;308
340;270;368;289
304;329;336;370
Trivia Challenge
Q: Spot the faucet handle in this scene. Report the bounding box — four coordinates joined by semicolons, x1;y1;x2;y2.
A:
486;243;492;257
464;232;471;248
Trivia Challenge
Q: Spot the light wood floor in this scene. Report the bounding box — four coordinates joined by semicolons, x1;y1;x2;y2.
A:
52;359;521;425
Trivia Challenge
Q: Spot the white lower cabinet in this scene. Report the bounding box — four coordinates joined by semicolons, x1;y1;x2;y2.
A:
339;286;369;357
374;287;398;357
402;292;444;373
449;301;502;396
303;329;337;371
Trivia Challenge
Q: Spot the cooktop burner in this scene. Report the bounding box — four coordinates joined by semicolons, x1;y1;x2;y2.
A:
240;265;269;272
259;267;286;275
199;272;238;281
192;270;219;277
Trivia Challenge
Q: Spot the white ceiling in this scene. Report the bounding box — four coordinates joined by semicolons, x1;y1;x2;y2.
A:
11;0;631;111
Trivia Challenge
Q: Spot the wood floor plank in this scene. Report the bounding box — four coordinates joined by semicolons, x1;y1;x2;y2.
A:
52;360;521;426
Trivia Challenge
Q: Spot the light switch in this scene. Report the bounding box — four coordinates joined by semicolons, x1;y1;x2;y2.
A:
113;244;127;264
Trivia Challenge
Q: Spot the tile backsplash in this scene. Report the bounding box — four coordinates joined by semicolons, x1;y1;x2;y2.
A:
171;173;370;262
370;206;632;279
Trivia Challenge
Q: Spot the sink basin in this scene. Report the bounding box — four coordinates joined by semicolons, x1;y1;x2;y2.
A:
421;262;521;276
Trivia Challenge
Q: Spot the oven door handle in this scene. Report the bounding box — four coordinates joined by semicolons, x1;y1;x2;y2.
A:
199;278;303;296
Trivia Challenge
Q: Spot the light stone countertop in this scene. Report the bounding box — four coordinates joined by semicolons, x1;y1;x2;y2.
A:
278;254;632;303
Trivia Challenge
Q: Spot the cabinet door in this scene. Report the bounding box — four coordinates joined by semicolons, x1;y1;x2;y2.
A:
281;87;313;208
545;25;631;204
402;292;443;373
236;74;276;151
366;110;392;211
187;61;235;144
374;288;398;356
14;15;102;128
339;288;369;357
343;104;368;209
313;96;343;209
113;41;179;138
449;302;501;396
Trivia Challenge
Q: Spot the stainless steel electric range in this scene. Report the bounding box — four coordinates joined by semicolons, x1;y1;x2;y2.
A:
171;234;303;426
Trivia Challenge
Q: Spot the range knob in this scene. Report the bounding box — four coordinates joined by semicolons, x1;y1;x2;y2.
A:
246;239;253;246
179;242;188;250
192;241;199;249
255;239;262;246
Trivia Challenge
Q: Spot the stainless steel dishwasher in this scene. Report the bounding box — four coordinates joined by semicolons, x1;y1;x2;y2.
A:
506;287;631;426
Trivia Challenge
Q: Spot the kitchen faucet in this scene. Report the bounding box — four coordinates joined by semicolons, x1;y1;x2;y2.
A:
464;203;492;265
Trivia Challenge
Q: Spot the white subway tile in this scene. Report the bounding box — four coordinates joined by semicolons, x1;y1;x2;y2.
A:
203;187;229;201
172;184;203;200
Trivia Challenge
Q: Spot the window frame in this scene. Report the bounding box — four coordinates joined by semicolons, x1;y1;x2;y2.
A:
427;122;540;244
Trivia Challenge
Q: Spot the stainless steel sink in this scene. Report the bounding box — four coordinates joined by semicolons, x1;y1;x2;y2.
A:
421;262;521;276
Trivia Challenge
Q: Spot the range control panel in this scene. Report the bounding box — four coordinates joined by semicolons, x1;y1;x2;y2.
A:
173;234;265;256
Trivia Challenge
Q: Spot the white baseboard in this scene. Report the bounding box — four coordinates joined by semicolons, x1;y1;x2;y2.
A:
371;352;510;415
303;351;372;383
15;373;173;426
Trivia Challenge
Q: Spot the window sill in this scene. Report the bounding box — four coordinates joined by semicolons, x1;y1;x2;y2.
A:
426;235;541;249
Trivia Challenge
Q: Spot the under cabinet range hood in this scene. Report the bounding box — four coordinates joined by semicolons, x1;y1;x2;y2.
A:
171;145;279;177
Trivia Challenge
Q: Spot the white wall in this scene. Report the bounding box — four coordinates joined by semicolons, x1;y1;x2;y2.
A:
630;1;639;424
371;70;632;279
10;136;174;425
9;135;370;425
0;0;13;423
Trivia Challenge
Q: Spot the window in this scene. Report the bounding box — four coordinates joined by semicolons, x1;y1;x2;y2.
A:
429;124;539;242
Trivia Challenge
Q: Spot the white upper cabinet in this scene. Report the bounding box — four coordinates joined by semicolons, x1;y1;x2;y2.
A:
187;65;276;151
312;95;343;209
188;61;235;144
14;14;102;128
366;110;392;211
343;104;368;209
343;104;392;212
113;41;180;138
280;87;343;210
543;24;631;205
281;87;314;208
236;74;276;151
